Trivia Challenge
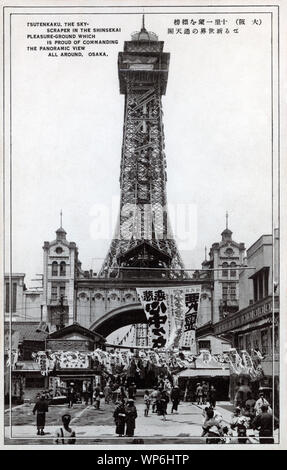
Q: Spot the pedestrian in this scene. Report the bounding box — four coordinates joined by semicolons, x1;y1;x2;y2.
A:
202;381;208;405
209;385;217;408
151;387;159;413
196;383;203;405
144;390;151;417
113;400;126;437
202;407;223;444
55;413;76;445
33;394;49;435
87;382;93;405
252;404;274;444
104;382;112;404
67;383;75;408
125;399;138;437
254;392;272;416
170;385;180;414
245;392;256;413
128;382;136;400
158;389;169;421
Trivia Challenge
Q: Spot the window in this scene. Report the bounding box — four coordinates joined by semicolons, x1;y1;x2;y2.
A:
5;282;17;312
52;261;58;276
225;248;234;256
60;261;66;276
222;262;229;277
5;283;9;312
230;283;237;300
51;283;58;301
253;278;258;302
59;283;65;299
198;340;211;351
230;262;237;277
261;329;269;355
222;283;228;300
55;247;63;254
245;334;251;353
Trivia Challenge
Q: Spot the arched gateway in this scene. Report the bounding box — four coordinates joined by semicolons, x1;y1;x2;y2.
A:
90;303;146;338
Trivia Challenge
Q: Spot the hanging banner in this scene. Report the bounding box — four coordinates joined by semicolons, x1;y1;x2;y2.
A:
183;286;201;331
137;288;169;349
137;285;201;349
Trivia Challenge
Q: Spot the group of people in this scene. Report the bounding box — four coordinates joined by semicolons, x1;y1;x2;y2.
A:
201;391;276;444
113;398;138;437
195;382;217;407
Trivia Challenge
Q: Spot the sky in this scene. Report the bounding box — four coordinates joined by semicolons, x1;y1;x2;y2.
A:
6;8;275;288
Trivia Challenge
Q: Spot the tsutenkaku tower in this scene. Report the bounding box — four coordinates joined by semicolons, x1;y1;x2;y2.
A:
99;17;185;278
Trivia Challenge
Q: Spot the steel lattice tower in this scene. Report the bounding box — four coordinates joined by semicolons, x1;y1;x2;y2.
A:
99;18;186;278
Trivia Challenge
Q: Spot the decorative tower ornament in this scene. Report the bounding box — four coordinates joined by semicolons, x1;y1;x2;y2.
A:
99;17;185;279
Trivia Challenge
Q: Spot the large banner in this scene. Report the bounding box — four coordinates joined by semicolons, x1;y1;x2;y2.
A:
137;286;201;349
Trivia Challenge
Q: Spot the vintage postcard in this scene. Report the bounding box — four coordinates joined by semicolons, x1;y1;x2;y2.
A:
1;0;286;452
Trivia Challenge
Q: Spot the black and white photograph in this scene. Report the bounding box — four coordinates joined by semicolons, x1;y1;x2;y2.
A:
1;0;286;450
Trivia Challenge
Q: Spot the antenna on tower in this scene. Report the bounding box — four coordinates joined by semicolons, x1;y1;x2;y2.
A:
142;13;146;31
205;246;207;261
226;211;229;229
60;209;63;228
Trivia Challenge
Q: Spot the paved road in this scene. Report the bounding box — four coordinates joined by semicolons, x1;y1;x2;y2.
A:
4;400;271;445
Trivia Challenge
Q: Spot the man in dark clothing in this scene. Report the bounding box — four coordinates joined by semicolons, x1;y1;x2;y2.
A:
202;382;208;405
67;384;75;408
128;383;137;400
252;405;274;444
125;399;138;437
245;392;256;412
33;395;49;435
209;385;217;408
170;386;180;414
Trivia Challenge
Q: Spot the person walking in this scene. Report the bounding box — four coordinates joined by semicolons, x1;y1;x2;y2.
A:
254;392;271;416
196;383;203;405
170;385;180;414
55;414;76;445
104;383;112;404
151;387;159;413
202;407;223;444
245;392;256;413
67;383;75;408
87;382;93;405
144;390;151;417
128;382;137;400
33;394;49;436
252;404;275;444
158;389;169;421
113;401;126;437
125;399;138;437
202;382;208;405
209;385;217;408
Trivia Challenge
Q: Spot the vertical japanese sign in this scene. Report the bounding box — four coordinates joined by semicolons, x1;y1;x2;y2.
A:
136;288;169;349
137;286;201;349
184;286;201;331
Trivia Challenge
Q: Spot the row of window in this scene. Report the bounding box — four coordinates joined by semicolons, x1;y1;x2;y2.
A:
237;326;279;355
222;282;237;300
222;262;237;277
51;261;66;276
51;282;66;301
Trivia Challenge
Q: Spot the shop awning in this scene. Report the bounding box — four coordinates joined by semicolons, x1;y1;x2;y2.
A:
176;368;230;377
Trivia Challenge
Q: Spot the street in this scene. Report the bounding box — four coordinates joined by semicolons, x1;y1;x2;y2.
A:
4;398;269;445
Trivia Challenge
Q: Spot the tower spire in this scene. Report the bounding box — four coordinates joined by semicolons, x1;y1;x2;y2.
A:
142;13;145;31
60;209;63;228
205;246;207;261
226;211;229;230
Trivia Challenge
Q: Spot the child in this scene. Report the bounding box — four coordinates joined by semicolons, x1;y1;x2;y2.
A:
144;390;151;417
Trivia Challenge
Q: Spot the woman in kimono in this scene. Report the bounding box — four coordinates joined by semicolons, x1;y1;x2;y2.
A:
125;399;138;437
113;401;126;437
